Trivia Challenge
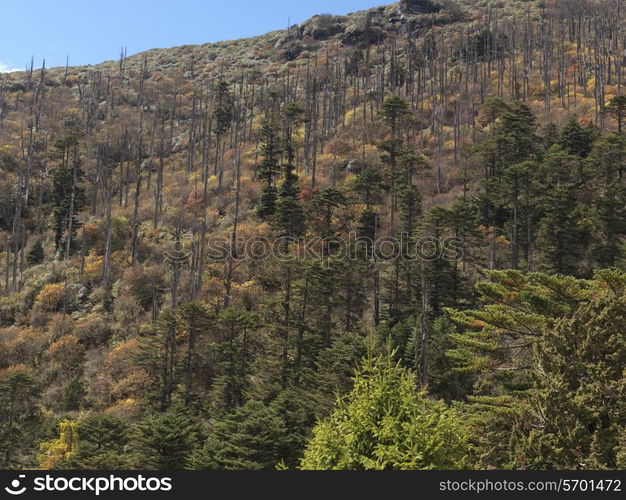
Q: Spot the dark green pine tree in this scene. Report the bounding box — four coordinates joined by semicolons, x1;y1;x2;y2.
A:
62;378;85;411
131;406;202;469
399;183;421;238
446;271;589;468
537;183;590;276
474;99;539;271
26;239;45;267
303;260;339;349
499;160;543;270
271;104;307;390
213;81;233;135
604;94;626;134
191;400;288;470
307;188;347;245
60;414;134;470
177;302;214;406
337;256;369;334
256;118;282;220
591;184;626;268
352;164;384;210
52;134;86;254
380;96;411;136
136;310;179;410
379;96;413;232
557;116;597;158
212;80;233;189
587;133;626;184
536;146;591;276
351;165;384;245
541;122;559;150
269;388;318;468
210;307;260;410
481;99;537;180
419;206;468;315
275;103;305;238
0;367;40;468
492;101;537;173
479;96;508;126
521;272;626;469
388;183;421;323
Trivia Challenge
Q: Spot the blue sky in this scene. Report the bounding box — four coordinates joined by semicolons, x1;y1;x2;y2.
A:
0;0;383;71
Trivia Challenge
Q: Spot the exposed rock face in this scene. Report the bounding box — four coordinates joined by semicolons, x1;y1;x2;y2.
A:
342;11;387;47
340;2;461;45
275;1;463;49
301;15;347;41
400;0;444;14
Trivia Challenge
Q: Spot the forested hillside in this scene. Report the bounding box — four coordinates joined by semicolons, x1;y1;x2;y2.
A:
1;0;625;470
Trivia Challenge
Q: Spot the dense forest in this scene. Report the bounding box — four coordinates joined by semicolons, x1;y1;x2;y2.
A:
1;0;626;470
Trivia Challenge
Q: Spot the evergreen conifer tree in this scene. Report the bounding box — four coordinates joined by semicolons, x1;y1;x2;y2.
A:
300;353;472;470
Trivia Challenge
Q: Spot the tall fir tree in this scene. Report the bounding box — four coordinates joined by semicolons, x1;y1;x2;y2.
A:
52;132;85;255
256;118;282;220
275;103;306;238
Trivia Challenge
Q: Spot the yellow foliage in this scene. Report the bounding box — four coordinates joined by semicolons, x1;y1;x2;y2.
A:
105;398;142;419
104;339;141;374
344;107;359;125
1;327;47;365
46;335;84;370
605;87;617;101
35;283;66;312
38;419;79;469
111;250;131;269
0;363;33;378
109;371;151;401
95;339;150;405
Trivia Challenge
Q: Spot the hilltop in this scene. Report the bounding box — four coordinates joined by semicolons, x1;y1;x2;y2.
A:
6;1;538;78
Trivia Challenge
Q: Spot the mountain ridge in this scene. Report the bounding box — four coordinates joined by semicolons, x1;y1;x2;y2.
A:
3;1;537;79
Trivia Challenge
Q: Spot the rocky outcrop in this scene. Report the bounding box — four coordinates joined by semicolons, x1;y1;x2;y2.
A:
300;15;347;41
399;0;444;14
